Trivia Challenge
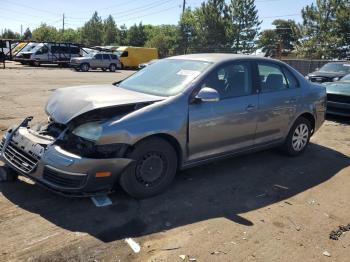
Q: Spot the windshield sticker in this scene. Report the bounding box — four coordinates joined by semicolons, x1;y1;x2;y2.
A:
177;69;201;78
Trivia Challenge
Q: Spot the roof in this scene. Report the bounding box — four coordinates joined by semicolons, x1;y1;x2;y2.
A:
168;53;277;63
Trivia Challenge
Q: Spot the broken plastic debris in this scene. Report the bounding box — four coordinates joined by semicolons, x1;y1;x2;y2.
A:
179;254;186;260
91;195;112;207
125;238;141;253
322;251;331;257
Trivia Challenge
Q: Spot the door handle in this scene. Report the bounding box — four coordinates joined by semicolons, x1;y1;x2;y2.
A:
246;104;256;111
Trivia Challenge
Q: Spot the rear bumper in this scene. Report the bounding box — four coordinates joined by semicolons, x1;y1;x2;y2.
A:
0;123;133;197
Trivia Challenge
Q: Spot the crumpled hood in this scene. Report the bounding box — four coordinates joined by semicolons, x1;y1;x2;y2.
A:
46;85;165;124
324;81;350;95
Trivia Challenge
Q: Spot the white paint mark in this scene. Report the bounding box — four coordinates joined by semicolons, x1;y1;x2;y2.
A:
125;238;141;253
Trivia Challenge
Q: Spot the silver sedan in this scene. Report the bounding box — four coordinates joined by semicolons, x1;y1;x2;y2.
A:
0;54;327;198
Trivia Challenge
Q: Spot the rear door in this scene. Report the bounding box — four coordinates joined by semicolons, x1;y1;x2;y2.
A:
92;54;103;68
255;62;301;144
102;54;111;67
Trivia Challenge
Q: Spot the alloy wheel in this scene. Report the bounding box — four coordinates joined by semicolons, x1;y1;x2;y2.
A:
292;123;309;151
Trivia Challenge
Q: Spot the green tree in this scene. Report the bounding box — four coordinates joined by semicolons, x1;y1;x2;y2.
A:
23;28;32;40
228;0;262;54
298;0;349;59
103;15;119;45
192;0;229;52
80;12;104;46
272;19;301;52
126;23;146;46
60;28;80;43
2;29;20;39
178;8;198;54
145;25;178;57
257;29;278;56
32;24;59;41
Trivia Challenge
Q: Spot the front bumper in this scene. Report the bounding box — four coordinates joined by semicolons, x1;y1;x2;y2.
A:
0;120;133;197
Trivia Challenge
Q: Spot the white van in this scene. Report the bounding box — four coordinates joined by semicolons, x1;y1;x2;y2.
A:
14;42;39;64
19;43;81;66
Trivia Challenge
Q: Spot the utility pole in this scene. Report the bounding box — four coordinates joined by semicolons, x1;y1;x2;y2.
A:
20;25;23;37
182;0;186;14
62;13;65;34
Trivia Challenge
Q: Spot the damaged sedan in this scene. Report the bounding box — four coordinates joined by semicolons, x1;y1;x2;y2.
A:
0;54;326;198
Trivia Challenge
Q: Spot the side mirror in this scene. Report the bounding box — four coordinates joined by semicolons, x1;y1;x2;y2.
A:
195;87;220;102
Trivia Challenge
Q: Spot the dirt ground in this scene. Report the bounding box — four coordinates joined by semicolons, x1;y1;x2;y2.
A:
0;62;349;262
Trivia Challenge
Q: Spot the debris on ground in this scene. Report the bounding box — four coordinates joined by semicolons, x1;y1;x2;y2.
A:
287;217;301;231
91;195;113;207
322;251;331;257
189;258;197;261
210;251;227;255
160;246;181;251
125;238;141;253
179;254;186;260
330;224;350;240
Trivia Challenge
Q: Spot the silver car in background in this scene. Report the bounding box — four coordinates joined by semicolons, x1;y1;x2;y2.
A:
70;52;121;72
0;54;326;198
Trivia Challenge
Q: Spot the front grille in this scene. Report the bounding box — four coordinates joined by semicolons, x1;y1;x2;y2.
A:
327;94;350;104
3;142;38;173
43;167;87;188
0;139;4;152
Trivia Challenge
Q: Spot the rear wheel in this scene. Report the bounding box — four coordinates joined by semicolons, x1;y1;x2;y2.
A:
80;63;89;72
119;137;177;198
282;117;311;156
101;68;107;72
109;63;117;72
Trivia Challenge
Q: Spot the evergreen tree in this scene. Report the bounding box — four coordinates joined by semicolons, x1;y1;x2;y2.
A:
103;15;119;45
80;12;104;46
23;28;32;40
228;0;261;54
126;23;146;46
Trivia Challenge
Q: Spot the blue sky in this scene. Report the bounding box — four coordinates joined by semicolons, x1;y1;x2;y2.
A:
0;0;315;34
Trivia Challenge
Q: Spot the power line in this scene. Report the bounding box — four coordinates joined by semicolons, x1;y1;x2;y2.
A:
1;0;60;16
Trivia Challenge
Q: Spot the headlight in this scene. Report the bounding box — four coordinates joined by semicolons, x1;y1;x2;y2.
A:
305;76;309;80
333;77;340;82
72;122;102;141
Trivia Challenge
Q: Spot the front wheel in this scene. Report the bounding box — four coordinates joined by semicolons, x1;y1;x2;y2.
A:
80;63;90;72
119;137;177;198
282;117;311;156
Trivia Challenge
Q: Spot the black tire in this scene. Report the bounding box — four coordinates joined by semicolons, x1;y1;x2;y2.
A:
102;68;107;72
120;63;124;70
33;61;41;67
281;117;311;156
80;63;90;72
119;137;177;198
109;63;117;72
0;165;18;182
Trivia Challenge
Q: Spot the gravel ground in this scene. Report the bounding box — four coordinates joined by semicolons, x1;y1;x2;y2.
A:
0;62;349;262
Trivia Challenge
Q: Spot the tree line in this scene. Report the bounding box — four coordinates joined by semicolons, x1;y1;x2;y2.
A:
1;0;349;59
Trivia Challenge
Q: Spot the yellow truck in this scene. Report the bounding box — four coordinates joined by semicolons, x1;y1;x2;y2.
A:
117;46;158;69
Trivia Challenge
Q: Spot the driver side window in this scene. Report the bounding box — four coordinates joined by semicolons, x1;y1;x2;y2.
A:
203;62;252;99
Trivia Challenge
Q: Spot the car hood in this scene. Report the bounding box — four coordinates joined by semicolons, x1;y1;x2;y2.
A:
308;71;346;78
323;81;350;95
46;85;165;124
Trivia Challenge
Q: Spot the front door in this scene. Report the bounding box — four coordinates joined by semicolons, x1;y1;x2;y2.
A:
188;61;258;161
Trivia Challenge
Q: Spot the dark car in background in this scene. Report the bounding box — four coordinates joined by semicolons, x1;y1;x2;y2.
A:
306;62;350;83
323;73;350;116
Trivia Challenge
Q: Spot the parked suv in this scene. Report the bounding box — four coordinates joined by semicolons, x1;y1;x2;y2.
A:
70;52;121;72
0;54;326;198
306;62;350;83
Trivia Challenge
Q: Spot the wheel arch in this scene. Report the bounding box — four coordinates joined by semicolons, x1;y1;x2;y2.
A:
295;112;316;135
129;133;182;170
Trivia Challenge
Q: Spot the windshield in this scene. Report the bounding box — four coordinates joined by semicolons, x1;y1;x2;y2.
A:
319;63;350;73
119;59;212;96
30;43;45;53
341;74;350;81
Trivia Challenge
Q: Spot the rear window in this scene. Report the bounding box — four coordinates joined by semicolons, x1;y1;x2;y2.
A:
121;51;128;57
95;54;102;59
